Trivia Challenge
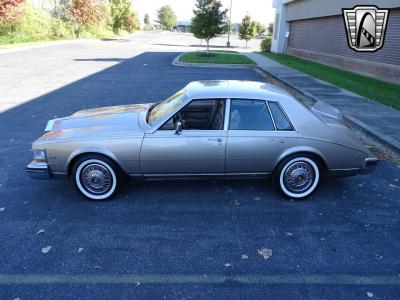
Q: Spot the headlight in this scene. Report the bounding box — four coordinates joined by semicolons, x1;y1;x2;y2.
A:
33;149;47;163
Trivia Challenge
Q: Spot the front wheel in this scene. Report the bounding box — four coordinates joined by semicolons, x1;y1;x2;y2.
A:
274;155;320;199
72;155;121;201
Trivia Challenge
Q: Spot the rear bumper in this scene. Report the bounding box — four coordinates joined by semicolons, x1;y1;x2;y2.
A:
328;157;378;177
361;157;378;174
26;161;50;180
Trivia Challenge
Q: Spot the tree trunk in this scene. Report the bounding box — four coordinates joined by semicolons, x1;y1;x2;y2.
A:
245;40;248;48
206;39;210;56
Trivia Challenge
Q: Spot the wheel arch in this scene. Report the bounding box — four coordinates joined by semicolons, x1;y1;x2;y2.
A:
273;147;328;173
67;147;125;177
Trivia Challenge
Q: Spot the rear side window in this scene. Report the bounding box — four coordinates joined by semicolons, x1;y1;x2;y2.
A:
229;100;274;130
268;101;293;131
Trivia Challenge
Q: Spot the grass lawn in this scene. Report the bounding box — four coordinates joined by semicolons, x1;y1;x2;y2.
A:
207;49;239;53
258;51;400;110
179;51;255;65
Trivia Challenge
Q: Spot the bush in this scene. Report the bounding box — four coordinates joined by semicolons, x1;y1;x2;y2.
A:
50;18;75;39
261;37;272;52
0;1;128;45
18;4;52;40
79;23;114;38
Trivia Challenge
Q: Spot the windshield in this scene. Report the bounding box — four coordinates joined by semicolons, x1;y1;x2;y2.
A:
147;90;186;126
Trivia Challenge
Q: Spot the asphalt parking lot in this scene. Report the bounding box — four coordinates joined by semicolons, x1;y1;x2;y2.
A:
0;33;400;299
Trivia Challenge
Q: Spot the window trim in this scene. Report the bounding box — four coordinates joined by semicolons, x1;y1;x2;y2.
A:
157;98;227;131
228;98;276;131
267;100;296;132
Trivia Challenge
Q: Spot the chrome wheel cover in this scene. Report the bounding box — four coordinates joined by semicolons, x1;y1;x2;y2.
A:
80;163;113;195
283;161;315;194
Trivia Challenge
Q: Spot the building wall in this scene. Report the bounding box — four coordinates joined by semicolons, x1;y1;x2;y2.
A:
281;2;400;84
287;9;400;66
286;0;400;21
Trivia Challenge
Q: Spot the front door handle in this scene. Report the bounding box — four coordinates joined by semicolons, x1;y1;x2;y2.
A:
208;138;223;142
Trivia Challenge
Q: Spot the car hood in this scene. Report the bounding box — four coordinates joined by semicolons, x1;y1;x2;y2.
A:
35;104;151;144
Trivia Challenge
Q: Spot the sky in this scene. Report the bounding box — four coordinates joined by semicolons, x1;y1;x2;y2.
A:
134;0;275;26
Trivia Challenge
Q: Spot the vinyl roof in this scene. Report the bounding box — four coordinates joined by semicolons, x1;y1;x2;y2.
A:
184;80;292;101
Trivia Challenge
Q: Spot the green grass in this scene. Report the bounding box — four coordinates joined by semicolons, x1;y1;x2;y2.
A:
207;49;239;53
258;51;400;110
180;51;255;65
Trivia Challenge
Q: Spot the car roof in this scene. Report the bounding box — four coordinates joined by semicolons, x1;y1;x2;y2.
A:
184;80;292;101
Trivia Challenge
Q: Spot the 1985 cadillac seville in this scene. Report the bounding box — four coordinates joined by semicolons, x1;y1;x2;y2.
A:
27;80;377;200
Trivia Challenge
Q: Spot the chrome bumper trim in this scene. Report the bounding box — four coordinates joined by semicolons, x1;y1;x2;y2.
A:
361;157;378;174
26;161;50;180
365;157;379;166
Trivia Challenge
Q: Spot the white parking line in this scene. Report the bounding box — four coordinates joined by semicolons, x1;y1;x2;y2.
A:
0;274;400;285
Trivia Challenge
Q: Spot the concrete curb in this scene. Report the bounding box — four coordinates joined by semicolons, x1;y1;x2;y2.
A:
255;66;400;154
172;53;256;69
0;39;98;55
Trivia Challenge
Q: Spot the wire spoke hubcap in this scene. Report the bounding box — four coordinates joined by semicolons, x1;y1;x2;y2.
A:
81;163;112;194
284;161;315;193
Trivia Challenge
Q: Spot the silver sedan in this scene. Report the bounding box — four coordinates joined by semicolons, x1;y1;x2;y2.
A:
27;80;377;200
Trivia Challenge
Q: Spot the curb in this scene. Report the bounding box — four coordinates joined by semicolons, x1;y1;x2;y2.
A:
0;39;96;55
256;66;400;154
172;53;256;69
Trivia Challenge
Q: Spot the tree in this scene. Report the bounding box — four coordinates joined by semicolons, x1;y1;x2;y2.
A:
52;0;71;20
109;0;136;34
157;5;176;30
255;21;266;36
0;0;25;28
69;0;104;37
238;14;257;47
190;0;227;53
143;12;150;29
124;11;139;33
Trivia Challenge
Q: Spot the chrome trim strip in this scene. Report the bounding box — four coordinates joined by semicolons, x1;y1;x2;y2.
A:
142;172;269;177
265;101;277;130
224;98;231;131
328;168;361;172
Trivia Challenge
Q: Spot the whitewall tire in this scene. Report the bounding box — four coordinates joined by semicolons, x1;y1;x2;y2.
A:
72;155;120;201
275;155;320;199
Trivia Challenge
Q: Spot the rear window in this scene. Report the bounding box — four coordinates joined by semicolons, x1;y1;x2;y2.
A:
229;100;274;130
268;101;293;131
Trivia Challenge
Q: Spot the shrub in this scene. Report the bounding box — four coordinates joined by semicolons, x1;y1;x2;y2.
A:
261;37;272;52
50;18;75;39
18;4;52;40
79;23;114;38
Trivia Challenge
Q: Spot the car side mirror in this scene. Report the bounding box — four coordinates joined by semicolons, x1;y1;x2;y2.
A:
175;121;183;135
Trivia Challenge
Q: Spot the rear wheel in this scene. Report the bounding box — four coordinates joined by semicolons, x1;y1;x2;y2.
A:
274;155;320;199
72;155;121;201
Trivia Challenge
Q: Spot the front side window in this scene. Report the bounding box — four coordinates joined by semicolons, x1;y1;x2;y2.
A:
268;101;293;131
161;99;225;130
229;99;274;130
148;90;186;126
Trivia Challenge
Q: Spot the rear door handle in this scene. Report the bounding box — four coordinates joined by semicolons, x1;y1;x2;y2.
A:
208;138;223;142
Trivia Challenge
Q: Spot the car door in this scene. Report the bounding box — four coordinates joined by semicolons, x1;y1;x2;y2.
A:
226;99;297;174
140;99;227;175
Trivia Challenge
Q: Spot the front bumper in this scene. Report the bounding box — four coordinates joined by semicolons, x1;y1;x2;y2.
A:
26;161;50;180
